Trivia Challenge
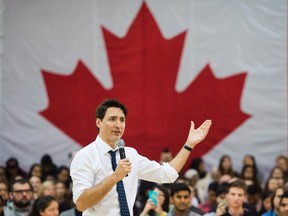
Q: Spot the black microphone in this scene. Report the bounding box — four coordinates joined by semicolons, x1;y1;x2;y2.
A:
117;139;126;159
117;139;128;177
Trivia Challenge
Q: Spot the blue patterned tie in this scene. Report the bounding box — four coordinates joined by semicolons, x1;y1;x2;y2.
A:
109;150;130;216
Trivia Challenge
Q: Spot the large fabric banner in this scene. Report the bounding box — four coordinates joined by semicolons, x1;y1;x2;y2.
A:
0;0;287;177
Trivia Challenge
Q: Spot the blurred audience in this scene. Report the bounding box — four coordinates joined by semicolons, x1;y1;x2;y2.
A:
0;151;287;216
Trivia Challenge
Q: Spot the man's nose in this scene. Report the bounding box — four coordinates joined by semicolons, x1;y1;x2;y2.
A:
115;120;122;127
180;197;187;202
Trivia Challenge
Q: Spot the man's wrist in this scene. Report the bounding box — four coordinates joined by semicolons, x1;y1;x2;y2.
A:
183;145;193;152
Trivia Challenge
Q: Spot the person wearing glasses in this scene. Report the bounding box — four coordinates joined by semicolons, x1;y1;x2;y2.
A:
3;178;34;216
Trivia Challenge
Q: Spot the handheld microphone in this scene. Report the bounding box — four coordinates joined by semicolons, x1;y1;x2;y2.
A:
117;139;126;159
117;139;128;177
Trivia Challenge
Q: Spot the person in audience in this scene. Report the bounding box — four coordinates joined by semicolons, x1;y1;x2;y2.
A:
241;165;261;188
140;184;170;216
184;169;201;207
159;147;173;164
57;166;71;190
29;195;59;216
37;180;56;198
262;186;284;216
190;157;207;179
242;154;262;184
4;178;34;216
40;154;58;181
202;182;230;216
217;179;253;216
259;191;273;215
5;158;28;183
29;175;42;199
269;166;285;188
278;191;288;216
55;181;71;213
197;167;221;204
0;181;9;205
275;155;288;182
246;183;263;215
167;183;204;216
264;177;279;194
28;164;43;180
198;182;218;213
217;155;239;178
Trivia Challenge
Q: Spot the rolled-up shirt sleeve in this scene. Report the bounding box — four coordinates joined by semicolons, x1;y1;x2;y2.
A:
131;148;179;183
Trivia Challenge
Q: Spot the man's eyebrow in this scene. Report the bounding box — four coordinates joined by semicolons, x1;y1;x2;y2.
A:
107;115;125;119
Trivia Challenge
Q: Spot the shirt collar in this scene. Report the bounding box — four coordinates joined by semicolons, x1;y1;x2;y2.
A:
96;135;118;155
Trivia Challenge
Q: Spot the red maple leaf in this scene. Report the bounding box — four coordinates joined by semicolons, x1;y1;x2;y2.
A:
40;3;250;171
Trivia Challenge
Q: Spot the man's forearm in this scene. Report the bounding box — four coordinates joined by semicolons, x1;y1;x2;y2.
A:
168;144;191;173
76;174;118;211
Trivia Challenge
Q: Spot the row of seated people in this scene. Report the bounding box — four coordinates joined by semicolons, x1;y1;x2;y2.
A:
0;151;287;215
0;176;288;216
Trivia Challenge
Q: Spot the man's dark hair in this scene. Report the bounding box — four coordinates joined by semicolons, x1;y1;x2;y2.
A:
228;179;247;195
170;183;191;196
9;178;33;192
208;182;219;193
279;191;288;207
247;183;262;196
95;99;128;120
216;182;229;197
162;147;170;153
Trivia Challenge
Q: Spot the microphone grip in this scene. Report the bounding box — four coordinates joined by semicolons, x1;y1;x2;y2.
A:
119;148;126;159
119;147;128;177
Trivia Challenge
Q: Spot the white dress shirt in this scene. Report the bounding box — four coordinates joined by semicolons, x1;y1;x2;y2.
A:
70;136;179;216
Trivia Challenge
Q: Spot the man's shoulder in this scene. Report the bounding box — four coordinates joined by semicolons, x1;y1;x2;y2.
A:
60;208;75;216
189;205;205;215
3;201;14;213
3;202;30;216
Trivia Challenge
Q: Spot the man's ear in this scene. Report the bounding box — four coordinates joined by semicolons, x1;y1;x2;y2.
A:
96;118;101;128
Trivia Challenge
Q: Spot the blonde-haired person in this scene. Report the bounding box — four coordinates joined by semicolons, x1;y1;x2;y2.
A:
37;180;56;198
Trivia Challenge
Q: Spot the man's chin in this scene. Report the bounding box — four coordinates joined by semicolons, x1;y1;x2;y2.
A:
14;201;31;208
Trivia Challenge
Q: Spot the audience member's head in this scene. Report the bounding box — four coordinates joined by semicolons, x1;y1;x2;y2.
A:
29;195;59;216
37;180;56;198
29;163;42;179
170;183;192;213
278;191;288;216
9;178;34;209
190;157;207;179
159;147;173;163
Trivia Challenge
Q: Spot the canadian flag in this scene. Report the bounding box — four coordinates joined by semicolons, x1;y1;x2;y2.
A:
0;0;287;178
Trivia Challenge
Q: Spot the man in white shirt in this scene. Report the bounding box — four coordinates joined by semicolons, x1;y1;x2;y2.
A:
70;98;212;216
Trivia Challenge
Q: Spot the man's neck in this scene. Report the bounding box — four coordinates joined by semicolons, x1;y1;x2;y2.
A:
228;207;244;216
173;208;189;216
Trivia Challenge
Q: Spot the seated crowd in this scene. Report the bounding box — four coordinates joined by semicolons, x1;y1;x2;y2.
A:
0;150;287;216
